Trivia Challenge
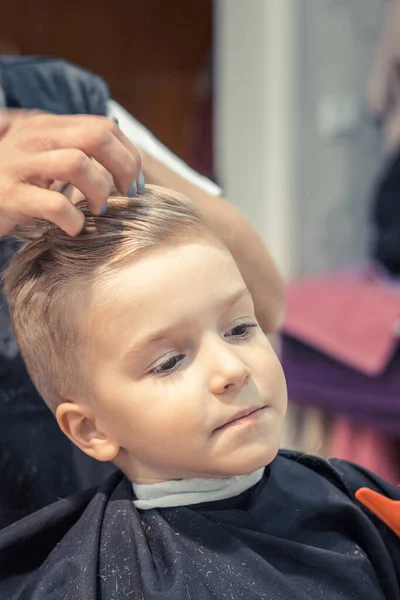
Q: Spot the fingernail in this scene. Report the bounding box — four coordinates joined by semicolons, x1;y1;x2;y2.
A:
99;201;108;216
128;181;137;198
137;171;145;193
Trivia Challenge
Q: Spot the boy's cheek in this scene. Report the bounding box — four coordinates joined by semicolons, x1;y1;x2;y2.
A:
252;355;287;405
252;346;284;380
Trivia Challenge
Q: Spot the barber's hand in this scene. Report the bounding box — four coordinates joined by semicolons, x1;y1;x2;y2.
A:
0;111;142;237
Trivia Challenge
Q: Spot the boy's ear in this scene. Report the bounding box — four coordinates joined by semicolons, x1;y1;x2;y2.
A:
56;402;119;462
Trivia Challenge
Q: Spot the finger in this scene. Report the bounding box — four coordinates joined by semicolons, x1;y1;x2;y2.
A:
18;115;142;194
0;110;25;139
13;185;85;236
60;184;85;206
0;109;44;138
103;122;143;193
23;149;111;215
50;158;114;208
71;119;142;196
0;210;19;238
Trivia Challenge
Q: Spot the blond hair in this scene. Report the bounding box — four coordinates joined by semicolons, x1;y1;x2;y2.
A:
3;185;212;411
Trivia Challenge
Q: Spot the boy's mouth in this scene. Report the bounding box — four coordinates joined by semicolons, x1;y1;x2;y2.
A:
213;406;267;432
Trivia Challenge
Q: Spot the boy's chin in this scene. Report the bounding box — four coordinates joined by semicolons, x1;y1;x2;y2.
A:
216;444;280;477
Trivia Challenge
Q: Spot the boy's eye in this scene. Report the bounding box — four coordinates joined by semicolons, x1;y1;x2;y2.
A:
226;323;257;339
151;354;185;376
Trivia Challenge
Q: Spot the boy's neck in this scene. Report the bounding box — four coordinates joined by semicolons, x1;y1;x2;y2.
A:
132;468;265;510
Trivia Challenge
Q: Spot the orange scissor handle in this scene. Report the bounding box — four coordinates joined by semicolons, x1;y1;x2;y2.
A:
355;487;400;537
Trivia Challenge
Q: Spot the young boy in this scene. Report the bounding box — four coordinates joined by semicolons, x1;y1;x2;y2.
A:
0;186;399;600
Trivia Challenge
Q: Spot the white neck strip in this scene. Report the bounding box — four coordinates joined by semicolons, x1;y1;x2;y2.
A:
132;468;265;510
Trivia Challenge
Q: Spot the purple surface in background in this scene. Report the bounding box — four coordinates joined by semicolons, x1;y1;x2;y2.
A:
281;335;400;435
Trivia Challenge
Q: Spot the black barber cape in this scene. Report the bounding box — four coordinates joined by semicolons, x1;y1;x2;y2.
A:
1;451;399;600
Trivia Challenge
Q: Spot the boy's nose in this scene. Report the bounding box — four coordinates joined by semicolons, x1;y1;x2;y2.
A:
209;345;251;396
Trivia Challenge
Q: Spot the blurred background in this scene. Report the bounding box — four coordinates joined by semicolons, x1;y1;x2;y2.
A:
1;0;399;481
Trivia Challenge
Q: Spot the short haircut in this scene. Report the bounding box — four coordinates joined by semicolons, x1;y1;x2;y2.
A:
3;185;213;411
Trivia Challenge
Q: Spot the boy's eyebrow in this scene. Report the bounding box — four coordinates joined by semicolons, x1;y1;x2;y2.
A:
123;330;175;361
123;287;251;361
223;287;252;310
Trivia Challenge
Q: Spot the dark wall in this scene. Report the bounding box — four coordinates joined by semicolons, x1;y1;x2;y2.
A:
0;0;212;161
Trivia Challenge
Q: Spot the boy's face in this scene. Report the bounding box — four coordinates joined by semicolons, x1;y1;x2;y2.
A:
64;240;287;483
